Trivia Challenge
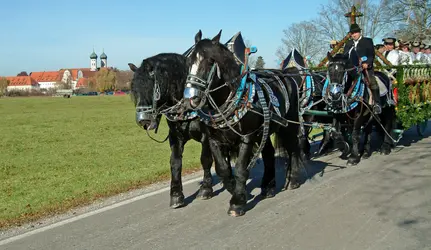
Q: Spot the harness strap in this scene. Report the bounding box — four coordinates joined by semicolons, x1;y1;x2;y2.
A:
247;80;271;170
264;70;290;112
346;75;359;97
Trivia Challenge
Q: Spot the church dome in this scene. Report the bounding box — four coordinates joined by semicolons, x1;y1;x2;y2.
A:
100;52;107;59
90;51;98;59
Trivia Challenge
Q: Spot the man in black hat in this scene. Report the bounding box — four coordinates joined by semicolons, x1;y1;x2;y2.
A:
343;23;381;114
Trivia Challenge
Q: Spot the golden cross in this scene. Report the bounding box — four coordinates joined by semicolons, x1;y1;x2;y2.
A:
344;5;363;25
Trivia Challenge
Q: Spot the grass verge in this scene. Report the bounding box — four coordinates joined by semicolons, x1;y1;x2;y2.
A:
0;96;202;230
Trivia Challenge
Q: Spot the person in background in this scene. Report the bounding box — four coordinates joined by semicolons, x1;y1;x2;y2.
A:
375;44;386;54
410;41;423;63
382;37;399;65
330;40;338;50
398;41;413;65
420;43;425;53
423;45;431;64
382;37;396;57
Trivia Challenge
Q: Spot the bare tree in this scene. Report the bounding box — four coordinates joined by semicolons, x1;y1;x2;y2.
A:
276;21;326;64
391;0;431;42
315;0;401;40
0;77;9;97
115;69;133;90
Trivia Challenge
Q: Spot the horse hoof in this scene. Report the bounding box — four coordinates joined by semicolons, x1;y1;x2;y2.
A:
288;182;301;190
227;205;245;217
283;181;301;191
362;151;372;159
170;195;185;209
197;187;213;200
340;154;350;160
261;187;276;199
347;158;359;166
381;148;391;155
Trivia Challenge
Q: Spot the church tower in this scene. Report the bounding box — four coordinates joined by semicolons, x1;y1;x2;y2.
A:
90;49;98;71
100;50;107;68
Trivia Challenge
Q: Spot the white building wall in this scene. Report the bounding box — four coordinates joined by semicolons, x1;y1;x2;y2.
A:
91;59;97;71
39;81;57;89
7;85;39;91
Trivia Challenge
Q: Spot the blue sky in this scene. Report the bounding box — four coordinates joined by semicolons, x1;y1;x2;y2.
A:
0;0;325;76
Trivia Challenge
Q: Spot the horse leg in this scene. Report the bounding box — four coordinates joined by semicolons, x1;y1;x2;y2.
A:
197;134;214;200
260;140;276;199
318;130;333;156
228;141;254;217
169;134;186;208
281;126;303;190
380;107;395;155
208;137;235;195
362;122;373;159
300;115;311;160
347;115;366;166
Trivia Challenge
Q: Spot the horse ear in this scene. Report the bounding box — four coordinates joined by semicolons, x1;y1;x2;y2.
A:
212;29;222;44
327;52;333;62
128;63;138;72
195;30;202;44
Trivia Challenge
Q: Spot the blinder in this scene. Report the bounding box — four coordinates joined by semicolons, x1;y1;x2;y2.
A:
326;61;349;101
135;72;162;125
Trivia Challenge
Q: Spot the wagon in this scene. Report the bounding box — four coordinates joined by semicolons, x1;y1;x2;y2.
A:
277;5;431;151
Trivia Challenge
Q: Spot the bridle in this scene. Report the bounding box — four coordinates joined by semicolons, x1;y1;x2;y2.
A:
135;69;163;125
184;62;219;110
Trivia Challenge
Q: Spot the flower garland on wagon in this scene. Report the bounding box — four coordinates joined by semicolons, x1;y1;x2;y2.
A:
389;65;431;129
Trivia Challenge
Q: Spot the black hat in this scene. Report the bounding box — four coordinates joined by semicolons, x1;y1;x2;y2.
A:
424;45;430;50
375;44;384;49
349;23;361;33
382;37;396;44
411;41;421;47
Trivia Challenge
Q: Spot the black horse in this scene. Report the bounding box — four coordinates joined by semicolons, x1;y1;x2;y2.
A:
128;53;215;208
280;49;334;159
181;30;304;216
324;51;395;166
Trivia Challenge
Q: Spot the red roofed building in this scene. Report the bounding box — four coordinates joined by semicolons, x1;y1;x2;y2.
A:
29;71;62;90
3;49;111;91
6;76;39;91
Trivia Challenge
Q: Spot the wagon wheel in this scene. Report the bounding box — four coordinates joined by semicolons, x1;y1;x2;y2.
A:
416;121;428;137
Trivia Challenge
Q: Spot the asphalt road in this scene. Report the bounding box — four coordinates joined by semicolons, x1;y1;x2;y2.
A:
1;127;430;250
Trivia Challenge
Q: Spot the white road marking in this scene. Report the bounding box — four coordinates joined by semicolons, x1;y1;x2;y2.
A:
0;176;203;246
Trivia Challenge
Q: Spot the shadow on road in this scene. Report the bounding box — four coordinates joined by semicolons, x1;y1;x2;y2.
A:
184;121;430;214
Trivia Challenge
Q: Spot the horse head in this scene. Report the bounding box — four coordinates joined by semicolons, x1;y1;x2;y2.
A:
325;50;363;112
326;52;351;102
129;54;187;130
183;30;241;111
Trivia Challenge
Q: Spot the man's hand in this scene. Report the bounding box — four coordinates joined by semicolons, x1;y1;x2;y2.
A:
362;63;368;69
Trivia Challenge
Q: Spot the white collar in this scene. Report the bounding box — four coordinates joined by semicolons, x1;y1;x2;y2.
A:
353;36;362;43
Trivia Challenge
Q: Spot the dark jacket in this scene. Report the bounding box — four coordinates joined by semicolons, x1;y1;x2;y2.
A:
343;37;375;69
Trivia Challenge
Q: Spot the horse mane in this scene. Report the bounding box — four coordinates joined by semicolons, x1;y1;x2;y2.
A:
131;53;188;106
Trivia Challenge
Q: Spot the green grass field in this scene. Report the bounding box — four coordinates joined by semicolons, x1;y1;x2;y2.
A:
0;95;323;229
0;96;203;229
